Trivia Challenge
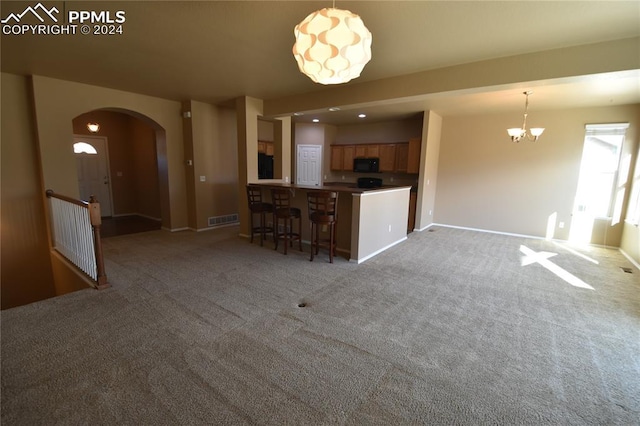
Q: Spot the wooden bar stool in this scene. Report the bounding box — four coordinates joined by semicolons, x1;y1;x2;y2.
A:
246;185;274;246
307;191;338;263
271;188;302;255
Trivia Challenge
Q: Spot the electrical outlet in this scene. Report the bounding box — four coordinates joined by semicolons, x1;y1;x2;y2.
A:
199;176;206;182
429;210;432;216
388;225;392;232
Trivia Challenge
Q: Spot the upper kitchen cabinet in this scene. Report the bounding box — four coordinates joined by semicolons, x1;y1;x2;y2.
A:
407;137;421;174
331;145;356;171
330;141;421;173
343;145;355;171
395;143;409;172
331;145;344;171
258;140;274;155
353;144;379;158
379;144;396;172
366;144;379;158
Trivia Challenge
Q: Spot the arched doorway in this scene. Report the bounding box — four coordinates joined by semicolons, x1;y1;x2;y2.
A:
72;109;169;235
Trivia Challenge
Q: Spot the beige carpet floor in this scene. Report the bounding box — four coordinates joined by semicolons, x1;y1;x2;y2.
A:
2;225;639;425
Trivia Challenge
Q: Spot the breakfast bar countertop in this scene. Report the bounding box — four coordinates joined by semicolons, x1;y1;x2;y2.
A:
251;181;411;194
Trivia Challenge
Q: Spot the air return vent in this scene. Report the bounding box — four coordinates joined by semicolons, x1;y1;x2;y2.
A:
208;213;239;228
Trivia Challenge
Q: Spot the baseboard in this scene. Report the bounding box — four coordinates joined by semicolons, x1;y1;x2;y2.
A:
351;236;407;264
414;223;436;232
431;223;545;240
619;248;640;271
430;223;627;252
163;227;189;232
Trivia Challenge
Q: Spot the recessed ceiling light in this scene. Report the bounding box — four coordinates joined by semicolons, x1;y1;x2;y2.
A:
328;107;341;111
358;113;366;118
293;112;304;116
312;119;320;123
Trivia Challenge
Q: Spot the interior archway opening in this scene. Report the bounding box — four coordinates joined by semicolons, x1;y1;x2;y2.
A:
72;109;169;236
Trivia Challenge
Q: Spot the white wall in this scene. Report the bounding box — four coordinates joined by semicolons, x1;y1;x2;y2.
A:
350;188;410;263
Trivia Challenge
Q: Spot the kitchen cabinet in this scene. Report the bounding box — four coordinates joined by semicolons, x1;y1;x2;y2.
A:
395;143;409;172
330;140;421;173
352;144;380;159
407;137;421;174
379;144;396;172
331;145;356;171
331;145;344;171
366;144;379;158
343;145;355;171
258;141;274;155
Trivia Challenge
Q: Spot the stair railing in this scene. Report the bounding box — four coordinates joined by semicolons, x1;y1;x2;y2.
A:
45;190;109;289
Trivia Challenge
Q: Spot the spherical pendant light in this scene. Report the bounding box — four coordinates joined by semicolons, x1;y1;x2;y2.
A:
292;8;372;85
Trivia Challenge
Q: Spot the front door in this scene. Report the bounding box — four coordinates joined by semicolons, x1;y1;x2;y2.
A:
297;144;322;186
73;135;113;217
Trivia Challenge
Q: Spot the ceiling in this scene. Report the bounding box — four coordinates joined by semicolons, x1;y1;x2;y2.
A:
1;1;639;125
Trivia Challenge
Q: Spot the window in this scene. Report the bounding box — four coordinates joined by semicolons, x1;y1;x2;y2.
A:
73;142;97;154
573;123;629;221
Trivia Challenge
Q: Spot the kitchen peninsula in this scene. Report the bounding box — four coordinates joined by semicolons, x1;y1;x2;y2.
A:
251;182;411;263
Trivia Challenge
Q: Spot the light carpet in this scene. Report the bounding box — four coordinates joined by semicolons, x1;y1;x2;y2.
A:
2;226;639;425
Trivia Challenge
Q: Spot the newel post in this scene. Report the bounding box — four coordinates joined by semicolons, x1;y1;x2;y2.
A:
88;196;110;289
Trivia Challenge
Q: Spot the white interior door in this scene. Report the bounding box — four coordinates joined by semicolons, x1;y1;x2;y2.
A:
297;145;322;186
74;135;113;217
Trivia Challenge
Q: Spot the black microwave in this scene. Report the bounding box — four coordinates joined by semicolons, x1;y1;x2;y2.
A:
353;158;379;173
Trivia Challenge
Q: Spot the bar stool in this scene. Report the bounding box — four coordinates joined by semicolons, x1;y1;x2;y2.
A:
271;188;302;255
307;191;338;263
246;185;274;246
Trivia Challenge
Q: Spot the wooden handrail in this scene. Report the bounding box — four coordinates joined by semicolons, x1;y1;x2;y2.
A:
46;189;89;207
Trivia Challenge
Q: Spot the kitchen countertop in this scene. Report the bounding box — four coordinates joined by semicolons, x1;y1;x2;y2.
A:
252;181;411;194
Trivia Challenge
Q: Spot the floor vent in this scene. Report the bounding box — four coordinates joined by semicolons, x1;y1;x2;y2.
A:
208;213;239;227
620;267;633;274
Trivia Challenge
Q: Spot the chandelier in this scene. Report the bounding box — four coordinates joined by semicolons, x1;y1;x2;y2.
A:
292;6;372;85
507;91;544;142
